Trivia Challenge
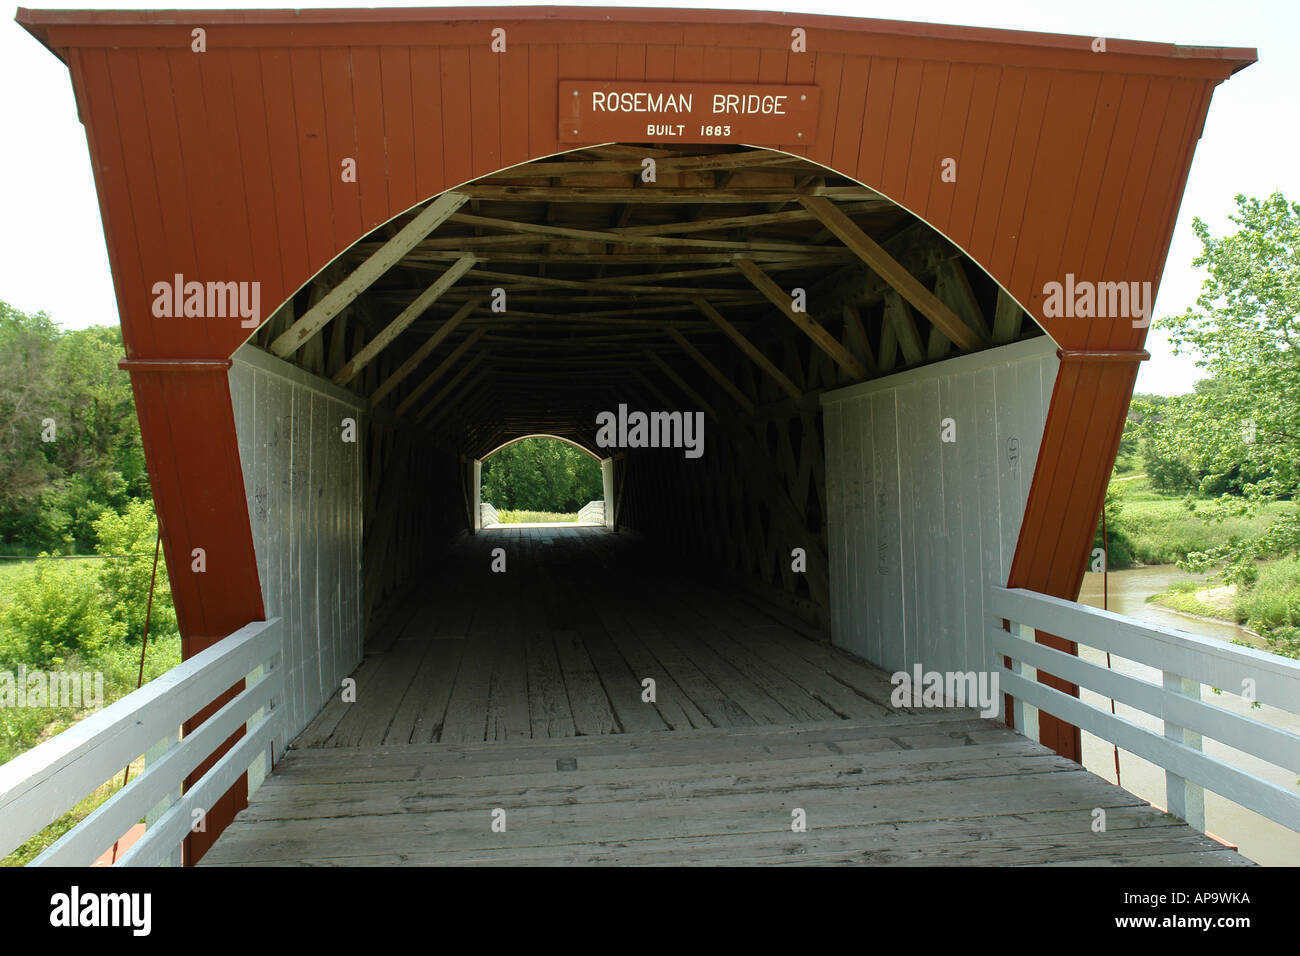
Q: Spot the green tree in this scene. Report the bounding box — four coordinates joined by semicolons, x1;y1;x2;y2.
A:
481;438;602;512
0;304;148;553
1152;193;1300;583
0;302;60;545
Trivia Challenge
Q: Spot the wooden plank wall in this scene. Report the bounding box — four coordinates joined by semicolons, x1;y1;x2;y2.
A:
821;337;1058;677
228;346;365;743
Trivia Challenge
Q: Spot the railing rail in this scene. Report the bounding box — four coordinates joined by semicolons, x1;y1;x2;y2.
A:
480;502;501;527
578;500;605;524
990;587;1300;835
0;617;283;865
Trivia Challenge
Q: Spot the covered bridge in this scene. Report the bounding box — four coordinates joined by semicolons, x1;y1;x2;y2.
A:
4;6;1295;867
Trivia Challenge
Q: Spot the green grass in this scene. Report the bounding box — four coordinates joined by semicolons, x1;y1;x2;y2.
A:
497;510;579;523
1147;580;1239;622
1107;477;1291;566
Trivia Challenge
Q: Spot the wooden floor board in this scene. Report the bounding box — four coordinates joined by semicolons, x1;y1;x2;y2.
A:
205;528;1254;867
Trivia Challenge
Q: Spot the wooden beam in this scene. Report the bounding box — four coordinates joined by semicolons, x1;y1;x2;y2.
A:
732;258;868;381
269;192;468;358
368;296;483;407
614;200;885;237
883;290;925;366
457;265;755;298
665;328;756;414
335;255;476;386
693;297;802;401
416;353;490;423
631;369;683;413
841;304;877;375
798;196;984;353
425;366;495;432
993;288;1025;344
457;185;880;204
445;212;819;253
394;327;487;418
934;259;992;340
484;150;793;178
641;350;719;421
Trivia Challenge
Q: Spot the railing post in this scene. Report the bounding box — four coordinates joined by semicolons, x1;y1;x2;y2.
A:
143;732;183;866
1162;671;1206;832
1014;623;1040;744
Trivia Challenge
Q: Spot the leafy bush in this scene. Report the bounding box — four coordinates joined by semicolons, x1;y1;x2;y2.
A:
0;559;111;668
1235;556;1300;658
93;499;174;643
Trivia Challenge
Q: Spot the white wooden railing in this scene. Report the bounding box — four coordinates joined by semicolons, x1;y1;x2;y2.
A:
0;618;283;866
991;587;1300;835
480;502;501;527
578;500;605;524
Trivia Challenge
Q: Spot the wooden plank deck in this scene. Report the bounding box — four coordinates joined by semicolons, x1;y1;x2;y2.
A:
203;527;1252;866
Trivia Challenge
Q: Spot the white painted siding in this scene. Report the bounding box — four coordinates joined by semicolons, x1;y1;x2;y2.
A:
820;337;1059;677
229;345;365;744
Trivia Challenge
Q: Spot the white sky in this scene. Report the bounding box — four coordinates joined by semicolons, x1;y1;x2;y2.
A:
2;0;1295;396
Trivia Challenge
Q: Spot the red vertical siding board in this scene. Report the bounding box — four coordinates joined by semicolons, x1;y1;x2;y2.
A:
831;55;869;179
74;49;156;357
1008;71;1100;325
527;43;558;161
1067;76;1150;347
967;68;1026;272
644;43;676;82
126;50;209;359
169;49;242;359
229;48;289;303
410;47;446;200
923;61;975;236
499;45;532;168
986;70;1051;288
320;47;364;251
877;58;922;209
439;47;473;188
902;60;950;220
855;56;897;192
943;63;1000;255
467;45;502;177
1031;72;1123;333
287;49;337;274
811;53;844;167
198;53;258;293
379;46;419;214
349;46;389;230
729;45;760;83
258;47;313;305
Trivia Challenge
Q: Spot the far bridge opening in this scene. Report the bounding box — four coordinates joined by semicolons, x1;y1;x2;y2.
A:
476;435;608;528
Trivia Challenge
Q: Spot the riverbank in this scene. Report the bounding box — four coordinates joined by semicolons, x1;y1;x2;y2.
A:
1143;556;1300;658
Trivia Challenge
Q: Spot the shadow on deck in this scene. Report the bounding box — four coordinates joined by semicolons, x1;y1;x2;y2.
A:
202;528;1251;866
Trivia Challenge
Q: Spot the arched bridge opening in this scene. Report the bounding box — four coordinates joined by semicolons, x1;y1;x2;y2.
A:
231;143;1052;750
